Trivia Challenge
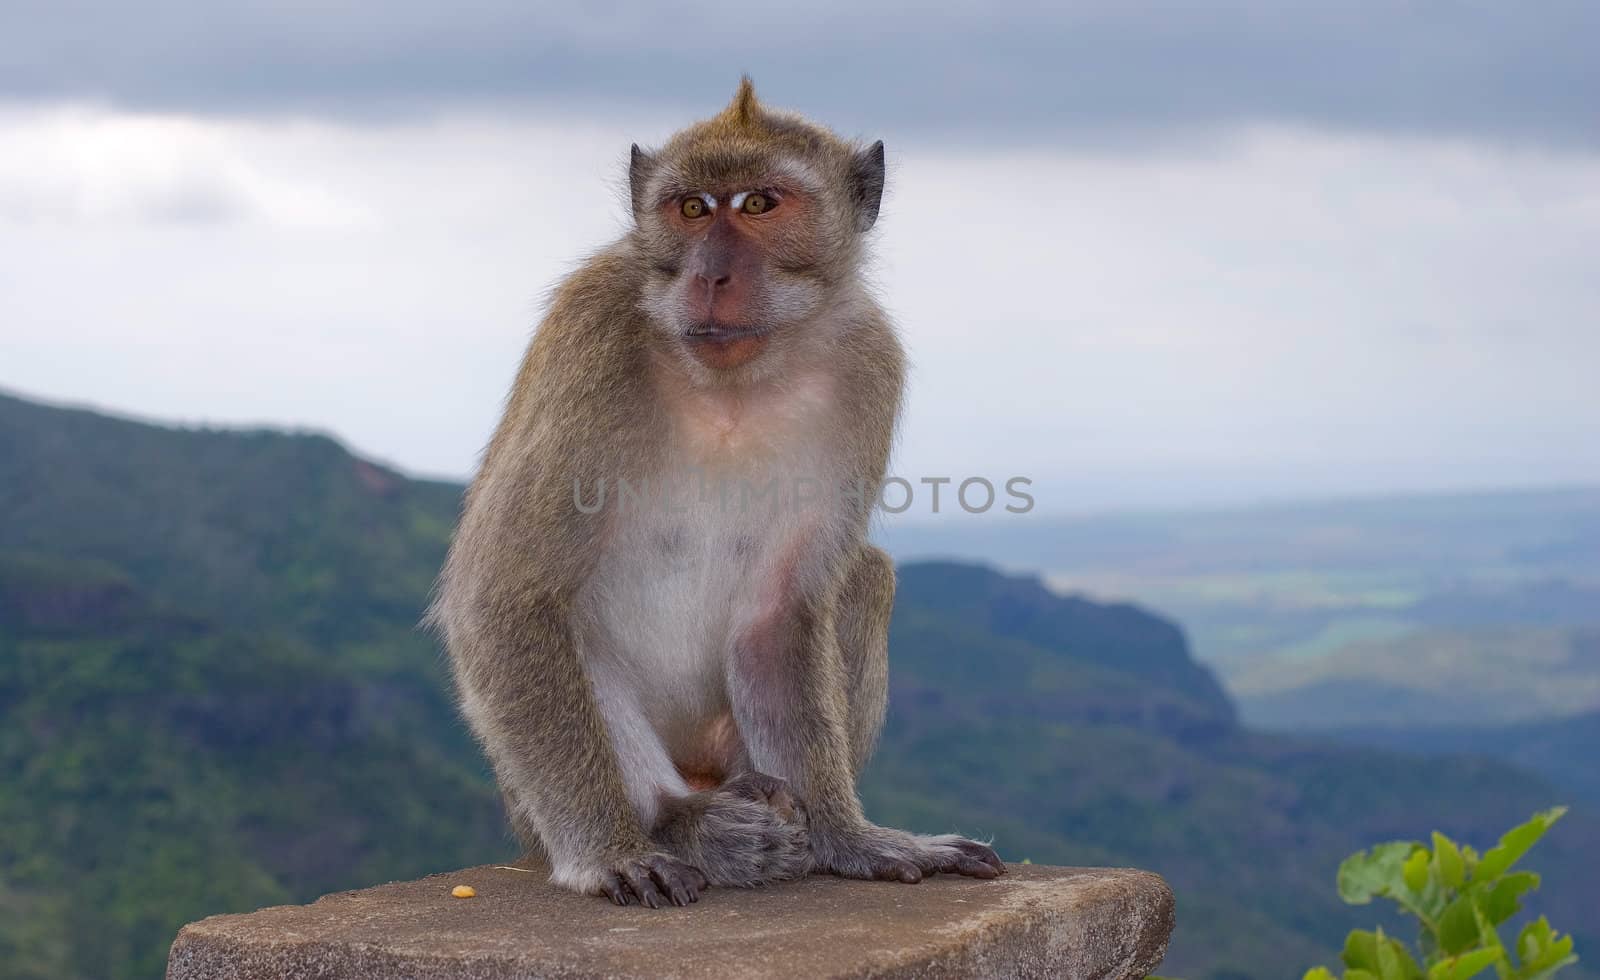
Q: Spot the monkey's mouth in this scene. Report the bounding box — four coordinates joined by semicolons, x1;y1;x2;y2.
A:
685;322;771;343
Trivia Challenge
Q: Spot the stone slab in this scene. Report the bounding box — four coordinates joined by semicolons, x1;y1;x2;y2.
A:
167;863;1174;979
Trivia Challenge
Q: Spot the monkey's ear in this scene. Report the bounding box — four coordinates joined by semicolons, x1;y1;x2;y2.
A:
849;140;886;232
629;143;656;222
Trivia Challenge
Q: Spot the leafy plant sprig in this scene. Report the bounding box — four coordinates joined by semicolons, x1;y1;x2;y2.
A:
1303;807;1577;980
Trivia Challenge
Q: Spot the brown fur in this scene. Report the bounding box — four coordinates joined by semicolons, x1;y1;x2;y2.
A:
431;79;1002;909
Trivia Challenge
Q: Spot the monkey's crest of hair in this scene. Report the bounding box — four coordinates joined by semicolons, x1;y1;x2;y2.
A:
677;76;844;163
719;75;761;130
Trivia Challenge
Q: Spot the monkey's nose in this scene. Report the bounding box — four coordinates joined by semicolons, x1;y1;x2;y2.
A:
695;273;732;292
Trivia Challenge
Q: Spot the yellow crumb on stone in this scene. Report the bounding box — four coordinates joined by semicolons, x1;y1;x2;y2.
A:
451;885;476;899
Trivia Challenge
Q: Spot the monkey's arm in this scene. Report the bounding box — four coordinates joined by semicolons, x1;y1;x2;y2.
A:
446;582;706;907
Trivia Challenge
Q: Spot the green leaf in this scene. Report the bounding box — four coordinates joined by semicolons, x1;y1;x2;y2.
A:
1433;832;1466;890
1304;969;1341;980
1427;948;1501;980
1345;930;1382;971
1437;896;1480;956
1348;971;1380;980
1473;808;1567;883
1405;849;1432;894
1483;871;1539;926
1376;934;1425;980
1520;922;1544;964
1523;958;1580;980
1341;842;1421;905
1520;937;1579;980
1515;916;1572;972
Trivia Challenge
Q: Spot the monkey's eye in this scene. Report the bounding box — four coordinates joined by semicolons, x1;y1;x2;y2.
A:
741;193;772;215
681;197;709;218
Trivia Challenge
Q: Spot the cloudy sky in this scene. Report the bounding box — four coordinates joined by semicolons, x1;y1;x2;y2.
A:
3;2;1597;511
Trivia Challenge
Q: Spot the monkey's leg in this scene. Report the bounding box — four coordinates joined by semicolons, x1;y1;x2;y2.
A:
583;655;811;888
728;546;1006;884
455;600;708;908
837;544;894;779
499;785;547;864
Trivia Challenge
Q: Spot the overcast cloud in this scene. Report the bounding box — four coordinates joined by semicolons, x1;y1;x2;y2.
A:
2;1;1596;148
2;3;1597;512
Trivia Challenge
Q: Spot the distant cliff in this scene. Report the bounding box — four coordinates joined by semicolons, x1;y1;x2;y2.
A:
892;561;1236;740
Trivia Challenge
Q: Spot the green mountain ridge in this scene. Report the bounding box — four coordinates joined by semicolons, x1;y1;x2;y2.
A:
1;391;1593;980
0;548;506;978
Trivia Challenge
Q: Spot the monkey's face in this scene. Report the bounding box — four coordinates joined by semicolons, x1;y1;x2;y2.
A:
637;166;846;371
629;82;886;374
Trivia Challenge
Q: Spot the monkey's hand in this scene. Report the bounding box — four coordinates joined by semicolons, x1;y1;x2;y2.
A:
809;822;1006;883
651;772;811;888
597;852;709;908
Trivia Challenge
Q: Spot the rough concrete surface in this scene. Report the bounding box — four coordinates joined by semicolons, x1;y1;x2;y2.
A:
167;863;1174;979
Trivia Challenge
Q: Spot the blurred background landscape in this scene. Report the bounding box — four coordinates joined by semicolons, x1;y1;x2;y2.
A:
2;3;1597;979
3;393;1596;978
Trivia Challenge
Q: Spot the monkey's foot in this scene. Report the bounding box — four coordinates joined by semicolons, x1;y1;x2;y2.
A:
811;823;1006;883
652;774;811;888
597;852;708;908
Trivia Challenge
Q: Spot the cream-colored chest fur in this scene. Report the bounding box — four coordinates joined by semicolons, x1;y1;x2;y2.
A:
577;370;844;762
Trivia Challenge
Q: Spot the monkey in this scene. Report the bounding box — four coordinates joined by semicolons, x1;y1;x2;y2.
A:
430;78;1005;909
